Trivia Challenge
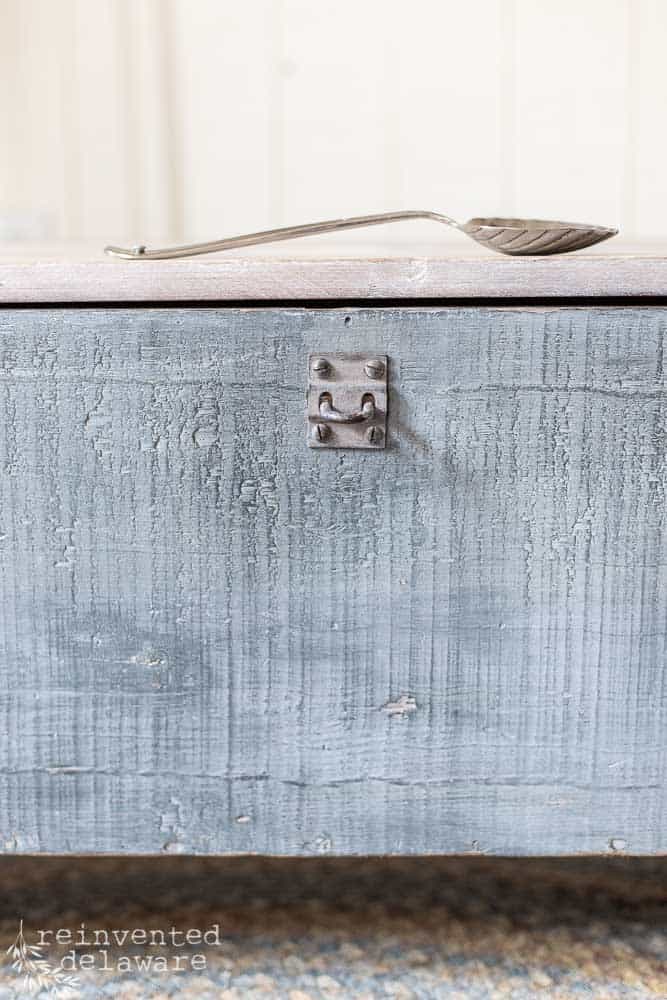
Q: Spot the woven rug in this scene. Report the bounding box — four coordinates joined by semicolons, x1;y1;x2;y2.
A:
0;857;664;998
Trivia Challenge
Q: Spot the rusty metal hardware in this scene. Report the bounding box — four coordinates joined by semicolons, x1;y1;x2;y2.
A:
308;353;387;450
318;394;375;424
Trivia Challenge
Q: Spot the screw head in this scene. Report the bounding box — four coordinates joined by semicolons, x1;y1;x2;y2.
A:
311;357;330;376
366;425;384;445
311;422;331;442
364;359;384;379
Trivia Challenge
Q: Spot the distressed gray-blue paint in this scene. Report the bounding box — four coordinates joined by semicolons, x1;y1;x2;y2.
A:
0;306;665;855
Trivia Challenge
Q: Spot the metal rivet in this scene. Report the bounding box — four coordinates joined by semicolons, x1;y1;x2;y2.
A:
366;426;384;445
311;358;330;376
132;244;147;256
364;359;384;379
311;422;331;442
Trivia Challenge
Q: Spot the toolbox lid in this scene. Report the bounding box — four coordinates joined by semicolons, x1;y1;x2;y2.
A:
1;239;667;303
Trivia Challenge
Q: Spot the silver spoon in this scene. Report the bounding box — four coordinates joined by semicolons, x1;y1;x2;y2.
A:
104;210;617;260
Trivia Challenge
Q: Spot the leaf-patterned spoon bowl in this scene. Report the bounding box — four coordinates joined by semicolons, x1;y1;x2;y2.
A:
460;217;617;255
105;210;618;260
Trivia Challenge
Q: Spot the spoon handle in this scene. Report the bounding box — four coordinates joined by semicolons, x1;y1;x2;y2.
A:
104;210;459;260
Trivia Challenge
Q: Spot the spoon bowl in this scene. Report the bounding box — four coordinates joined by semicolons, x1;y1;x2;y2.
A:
460;217;618;255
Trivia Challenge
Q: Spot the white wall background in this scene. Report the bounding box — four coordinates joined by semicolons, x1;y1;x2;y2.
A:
1;0;666;247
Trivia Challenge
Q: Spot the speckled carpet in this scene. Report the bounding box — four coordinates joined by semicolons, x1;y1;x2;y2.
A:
0;857;664;998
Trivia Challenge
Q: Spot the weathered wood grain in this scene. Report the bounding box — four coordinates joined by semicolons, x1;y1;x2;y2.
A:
0;306;664;855
4;245;667;302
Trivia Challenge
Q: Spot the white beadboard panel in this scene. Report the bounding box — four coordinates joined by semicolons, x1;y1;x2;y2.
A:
394;1;507;220
280;0;395;226
115;0;175;241
633;1;667;239
512;1;627;230
499;0;518;214
68;0;137;238
0;1;70;240
0;2;26;235
2;0;667;245
165;0;276;242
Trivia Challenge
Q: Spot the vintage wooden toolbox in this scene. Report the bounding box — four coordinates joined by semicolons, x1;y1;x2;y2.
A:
0;246;665;855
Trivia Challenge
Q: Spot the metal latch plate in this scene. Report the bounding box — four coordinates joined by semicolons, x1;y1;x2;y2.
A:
308;353;387;449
